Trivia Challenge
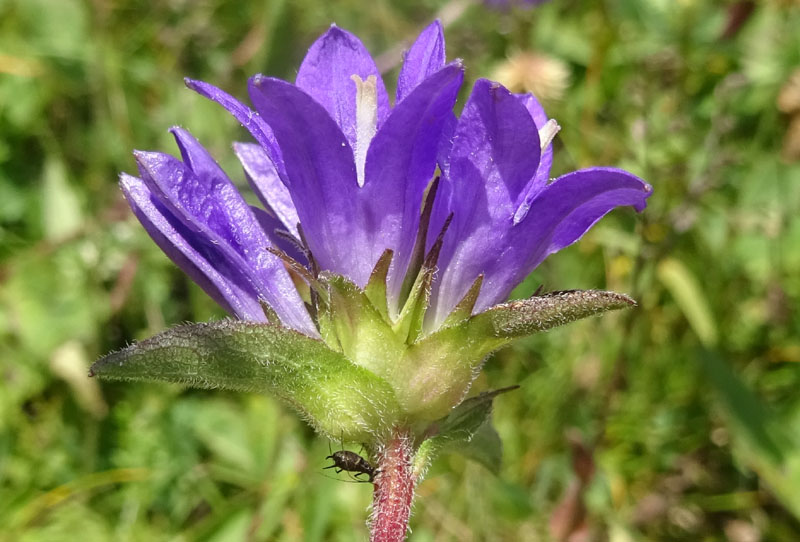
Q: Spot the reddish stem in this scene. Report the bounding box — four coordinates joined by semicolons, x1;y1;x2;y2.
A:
369;431;416;542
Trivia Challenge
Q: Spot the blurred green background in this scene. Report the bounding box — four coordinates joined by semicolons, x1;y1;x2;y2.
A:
2;0;800;540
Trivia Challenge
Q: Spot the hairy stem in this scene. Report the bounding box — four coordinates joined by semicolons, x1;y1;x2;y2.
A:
369;431;416;542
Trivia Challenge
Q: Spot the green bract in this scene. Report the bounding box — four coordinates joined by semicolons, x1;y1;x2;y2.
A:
91;267;634;466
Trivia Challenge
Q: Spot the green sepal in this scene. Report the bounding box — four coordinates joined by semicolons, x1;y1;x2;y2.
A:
266;246;326;302
398;177;440;305
90;320;401;442
391;264;432;344
440;274;483;328
399;290;634;420
319;272;406;377
393;322;506;420
364;249;393;322
258;299;282;326
393;213;451;344
414;386;518;478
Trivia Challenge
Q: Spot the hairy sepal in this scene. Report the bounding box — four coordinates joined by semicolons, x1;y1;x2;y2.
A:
398;290;634;420
393;211;452;344
364;249;393;322
392;264;433;344
90;320;400;442
318;272;406;379
414;386;518;477
391;321;506;421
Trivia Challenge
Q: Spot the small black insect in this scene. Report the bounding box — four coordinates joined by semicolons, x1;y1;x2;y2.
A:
324;448;376;483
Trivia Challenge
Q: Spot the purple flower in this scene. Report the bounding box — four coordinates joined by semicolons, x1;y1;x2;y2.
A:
120;20;651;338
426;84;650;327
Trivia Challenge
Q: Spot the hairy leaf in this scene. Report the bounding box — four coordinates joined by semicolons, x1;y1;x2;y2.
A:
457;421;503;474
414;386;517;477
467;290;635;339
90;320;401;442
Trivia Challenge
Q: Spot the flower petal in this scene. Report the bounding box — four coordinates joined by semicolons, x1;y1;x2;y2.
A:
362;62;464;307
430;167;652;326
184;78;286;179
437;111;458;175
512;92;554;221
434;79;541;234
295;25;389;150
120;173;266;321
428;78;540;282
233;141;299;237
135;129;316;335
427;80;543;325
396;20;446;103
519;166;651;254
249;205;308;266
248;75;372;282
476;167;651;313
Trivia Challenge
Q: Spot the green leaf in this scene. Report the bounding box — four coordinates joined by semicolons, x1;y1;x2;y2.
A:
465;290;636;339
658;258;718;347
457;421;503;475
90;320;401;442
699;349;800;517
435;385;518;439
414;386;517;477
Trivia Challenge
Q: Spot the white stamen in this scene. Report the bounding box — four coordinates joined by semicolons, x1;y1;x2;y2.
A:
351;74;378;187
538;118;560;151
511;119;562;227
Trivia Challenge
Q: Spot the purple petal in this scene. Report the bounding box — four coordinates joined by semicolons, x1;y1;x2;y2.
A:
429;167;652;326
428;79;541;258
513;93;554;219
295;25;389;149
436;111;458;175
518;92;548;128
248;75;373;282
522;167;651;252
148;129;271;263
396;20;446;103
233;141;300;237
478;167;651;312
135;129;316;335
362;62;464;306
184;78;286;180
120;173;266;321
249;205;308;266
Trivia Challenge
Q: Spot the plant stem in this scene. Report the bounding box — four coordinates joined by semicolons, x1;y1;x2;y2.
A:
369;431;416;542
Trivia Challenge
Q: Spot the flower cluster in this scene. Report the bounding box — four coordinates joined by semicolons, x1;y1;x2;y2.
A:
120;21;650;345
95;20;651;541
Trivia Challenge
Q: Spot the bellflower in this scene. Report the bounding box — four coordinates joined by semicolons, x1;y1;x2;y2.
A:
93;20;651;542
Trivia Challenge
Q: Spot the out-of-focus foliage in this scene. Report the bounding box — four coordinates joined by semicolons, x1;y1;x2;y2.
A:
2;0;800;540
